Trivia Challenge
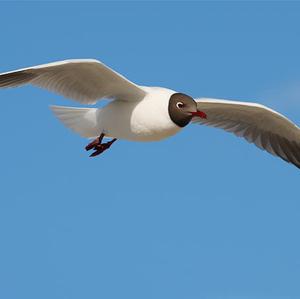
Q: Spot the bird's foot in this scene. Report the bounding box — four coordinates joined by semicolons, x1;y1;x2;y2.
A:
85;137;101;151
89;139;117;157
85;134;117;157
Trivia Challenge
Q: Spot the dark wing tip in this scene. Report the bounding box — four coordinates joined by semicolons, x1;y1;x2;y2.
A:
0;70;36;88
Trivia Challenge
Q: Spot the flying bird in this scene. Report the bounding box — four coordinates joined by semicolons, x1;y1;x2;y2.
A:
1;59;300;168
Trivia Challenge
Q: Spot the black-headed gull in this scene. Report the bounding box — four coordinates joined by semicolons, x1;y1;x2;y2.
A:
1;59;300;168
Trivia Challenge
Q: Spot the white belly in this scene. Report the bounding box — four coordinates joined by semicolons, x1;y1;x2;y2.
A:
97;87;181;141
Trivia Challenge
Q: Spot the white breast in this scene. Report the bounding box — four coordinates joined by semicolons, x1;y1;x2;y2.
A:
97;87;181;141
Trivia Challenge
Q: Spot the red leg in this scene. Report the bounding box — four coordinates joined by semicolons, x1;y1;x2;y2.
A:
85;133;117;157
89;138;117;157
85;133;105;151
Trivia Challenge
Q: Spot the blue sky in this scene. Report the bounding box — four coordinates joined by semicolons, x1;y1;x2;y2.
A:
0;2;300;298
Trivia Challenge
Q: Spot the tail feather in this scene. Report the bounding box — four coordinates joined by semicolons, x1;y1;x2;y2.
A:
50;105;99;138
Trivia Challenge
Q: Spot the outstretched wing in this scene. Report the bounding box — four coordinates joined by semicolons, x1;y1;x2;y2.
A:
0;59;146;104
194;98;300;169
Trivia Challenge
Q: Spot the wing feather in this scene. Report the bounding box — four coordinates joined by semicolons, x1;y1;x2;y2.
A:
0;59;146;104
194;98;300;169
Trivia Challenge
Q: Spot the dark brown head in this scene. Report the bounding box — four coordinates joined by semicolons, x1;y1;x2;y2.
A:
168;93;206;127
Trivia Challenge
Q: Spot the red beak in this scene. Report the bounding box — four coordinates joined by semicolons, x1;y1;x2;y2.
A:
190;110;207;119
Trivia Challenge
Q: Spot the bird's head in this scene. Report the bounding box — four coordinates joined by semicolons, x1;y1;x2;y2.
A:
168;93;207;127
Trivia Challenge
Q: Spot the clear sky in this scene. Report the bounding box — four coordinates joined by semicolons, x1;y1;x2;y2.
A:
0;1;300;298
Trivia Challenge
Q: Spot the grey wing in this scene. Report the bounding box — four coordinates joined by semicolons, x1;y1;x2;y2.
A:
194;98;300;169
0;59;146;104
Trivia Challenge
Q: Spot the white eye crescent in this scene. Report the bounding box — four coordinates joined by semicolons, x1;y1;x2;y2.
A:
176;102;184;109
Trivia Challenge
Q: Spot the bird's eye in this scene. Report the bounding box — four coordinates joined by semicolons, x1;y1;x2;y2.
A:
176;102;184;109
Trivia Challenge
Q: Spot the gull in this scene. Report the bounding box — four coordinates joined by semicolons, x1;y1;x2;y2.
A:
0;59;300;168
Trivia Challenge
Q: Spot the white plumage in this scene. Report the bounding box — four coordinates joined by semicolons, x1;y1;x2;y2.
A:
50;106;99;138
51;87;180;141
